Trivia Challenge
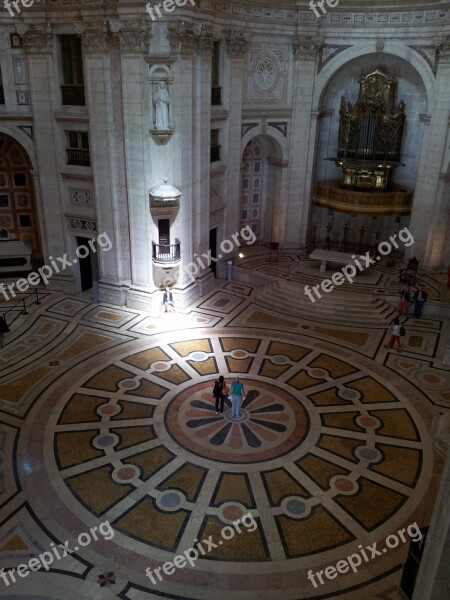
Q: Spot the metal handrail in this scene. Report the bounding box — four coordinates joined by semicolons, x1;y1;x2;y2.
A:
1;288;41;327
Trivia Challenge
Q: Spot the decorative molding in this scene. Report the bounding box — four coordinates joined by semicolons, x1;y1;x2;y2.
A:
268;121;288;137
22;27;52;53
13;57;26;84
314;184;413;216
293;36;323;61
70;188;94;208
409;46;439;75
16;91;29;105
248;48;287;101
437;43;450;65
54;111;89;124
318;44;352;73
82;28;108;53
60;172;94;182
168;27;198;56
226;32;251;59
419;113;431;124
241;122;258;138
117;29;151;53
17;126;33;139
66;214;97;233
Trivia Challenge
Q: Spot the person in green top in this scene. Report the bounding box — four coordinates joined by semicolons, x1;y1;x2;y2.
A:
230;378;245;418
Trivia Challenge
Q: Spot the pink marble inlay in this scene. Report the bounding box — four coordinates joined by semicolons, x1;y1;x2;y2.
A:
116;467;135;481
223;505;244;521
359;416;379;428
335;478;354;492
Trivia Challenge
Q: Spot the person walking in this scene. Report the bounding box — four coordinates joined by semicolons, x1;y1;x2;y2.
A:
212;376;228;415
0;316;9;348
396;288;410;315
230;377;245;418
413;285;428;318
384;317;402;352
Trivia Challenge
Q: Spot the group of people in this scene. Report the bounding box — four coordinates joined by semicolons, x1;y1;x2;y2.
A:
396;285;428;318
212;376;245;419
385;284;428;352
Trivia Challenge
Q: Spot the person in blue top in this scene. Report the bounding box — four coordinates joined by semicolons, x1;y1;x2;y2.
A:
230;378;245;418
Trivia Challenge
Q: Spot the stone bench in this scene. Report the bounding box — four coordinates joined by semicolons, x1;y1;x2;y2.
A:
309;249;355;273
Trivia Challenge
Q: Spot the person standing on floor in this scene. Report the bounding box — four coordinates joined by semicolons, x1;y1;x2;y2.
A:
396;288;410;315
230;377;245;418
212;376;228;415
0;316;9;348
384;317;402;352
413;285;428;318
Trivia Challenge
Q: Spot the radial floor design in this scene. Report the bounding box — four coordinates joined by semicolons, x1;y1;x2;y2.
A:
0;267;449;600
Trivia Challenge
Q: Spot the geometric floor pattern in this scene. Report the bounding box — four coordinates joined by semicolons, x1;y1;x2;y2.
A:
0;255;449;599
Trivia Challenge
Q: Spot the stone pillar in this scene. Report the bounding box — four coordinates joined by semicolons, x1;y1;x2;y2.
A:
23;28;76;292
283;37;322;250
82;25;136;306
408;43;450;270
109;24;152;310
225;33;249;239
193;29;216;295
412;415;450;600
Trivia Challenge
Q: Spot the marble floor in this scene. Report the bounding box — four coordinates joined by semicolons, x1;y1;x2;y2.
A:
0;253;449;600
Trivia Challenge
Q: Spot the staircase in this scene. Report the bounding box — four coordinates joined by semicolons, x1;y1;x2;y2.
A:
252;280;397;328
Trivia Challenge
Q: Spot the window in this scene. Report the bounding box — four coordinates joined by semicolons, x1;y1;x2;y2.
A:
19;215;32;228
14;173;27;187
211;41;221;105
60;35;85;105
211;129;221;162
66;131;90;166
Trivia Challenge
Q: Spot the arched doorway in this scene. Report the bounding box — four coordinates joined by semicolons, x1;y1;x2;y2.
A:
239;135;283;242
0;133;42;263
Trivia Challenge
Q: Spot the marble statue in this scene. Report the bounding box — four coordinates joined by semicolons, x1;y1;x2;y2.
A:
153;81;171;130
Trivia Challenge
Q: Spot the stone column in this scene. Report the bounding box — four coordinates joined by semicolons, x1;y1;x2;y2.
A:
23;28;76;292
408;43;450;270
412;416;450;600
193;29;216;295
224;33;249;239
110;24;152;310
283;37;322;250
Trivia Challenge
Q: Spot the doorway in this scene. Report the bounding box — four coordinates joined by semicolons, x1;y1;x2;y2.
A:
209;228;217;276
76;236;93;291
158;218;170;254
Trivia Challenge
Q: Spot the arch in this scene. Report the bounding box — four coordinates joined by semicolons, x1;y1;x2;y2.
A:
313;42;435;111
0;131;42;262
241;126;287;161
0;124;38;170
239;133;285;242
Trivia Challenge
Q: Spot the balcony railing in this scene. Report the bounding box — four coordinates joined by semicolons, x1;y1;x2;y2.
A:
0;86;4;105
152;240;181;264
67;148;90;166
210;145;221;162
211;86;222;105
61;85;85;106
